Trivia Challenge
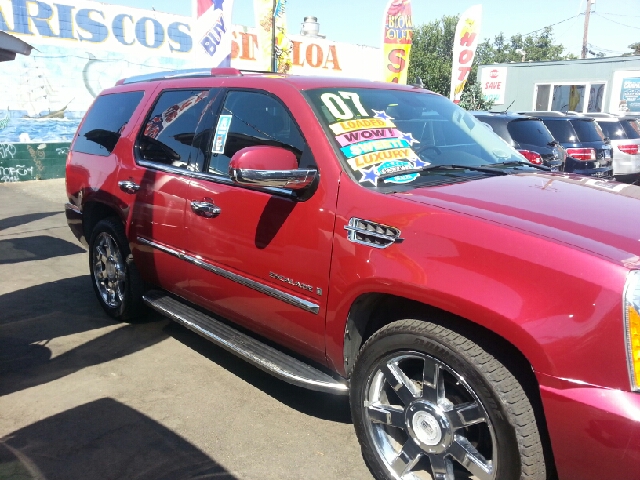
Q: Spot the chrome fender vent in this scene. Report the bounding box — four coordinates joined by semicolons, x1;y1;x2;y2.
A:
344;218;404;249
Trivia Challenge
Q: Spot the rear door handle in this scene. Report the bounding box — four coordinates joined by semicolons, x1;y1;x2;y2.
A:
191;201;221;218
118;180;140;194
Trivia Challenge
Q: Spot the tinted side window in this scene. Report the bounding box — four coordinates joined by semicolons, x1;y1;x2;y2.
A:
208;90;307;176
543;120;577;143
475;117;511;144
598;121;628;140
570;120;603;143
508;119;555;146
138;89;210;169
621;119;640;140
73;91;144;156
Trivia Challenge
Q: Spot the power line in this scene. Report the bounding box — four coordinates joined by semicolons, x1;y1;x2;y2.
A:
593;12;640;30
597;12;640;18
522;14;583;37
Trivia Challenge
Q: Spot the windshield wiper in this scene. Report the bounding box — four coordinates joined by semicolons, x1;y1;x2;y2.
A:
485;160;551;171
376;163;509;182
547;140;559;147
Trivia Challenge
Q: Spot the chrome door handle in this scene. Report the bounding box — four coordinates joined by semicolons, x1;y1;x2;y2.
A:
118;180;140;194
190;201;221;218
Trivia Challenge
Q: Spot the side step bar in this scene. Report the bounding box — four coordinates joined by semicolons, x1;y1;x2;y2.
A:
142;290;349;395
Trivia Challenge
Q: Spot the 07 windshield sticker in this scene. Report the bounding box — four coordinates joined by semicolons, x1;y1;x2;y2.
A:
321;92;427;186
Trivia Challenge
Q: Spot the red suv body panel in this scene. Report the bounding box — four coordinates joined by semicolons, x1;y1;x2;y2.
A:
66;72;640;480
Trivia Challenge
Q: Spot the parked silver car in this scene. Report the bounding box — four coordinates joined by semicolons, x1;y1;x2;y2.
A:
580;113;640;184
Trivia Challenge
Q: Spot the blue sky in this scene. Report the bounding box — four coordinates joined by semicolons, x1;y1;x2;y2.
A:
105;0;639;57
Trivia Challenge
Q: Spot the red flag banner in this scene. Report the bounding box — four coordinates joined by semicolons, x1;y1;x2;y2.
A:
382;0;414;84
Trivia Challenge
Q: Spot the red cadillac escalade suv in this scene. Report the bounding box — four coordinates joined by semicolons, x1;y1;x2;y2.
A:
65;68;640;480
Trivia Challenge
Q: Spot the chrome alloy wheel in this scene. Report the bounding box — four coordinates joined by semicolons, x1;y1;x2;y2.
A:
92;231;126;309
365;353;497;480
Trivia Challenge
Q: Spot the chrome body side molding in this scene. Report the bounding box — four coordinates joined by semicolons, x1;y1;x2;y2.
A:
137;237;320;315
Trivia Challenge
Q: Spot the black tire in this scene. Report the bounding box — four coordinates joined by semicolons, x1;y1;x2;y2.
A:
350;319;546;480
88;217;146;321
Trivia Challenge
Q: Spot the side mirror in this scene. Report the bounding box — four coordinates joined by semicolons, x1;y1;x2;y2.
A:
229;146;317;191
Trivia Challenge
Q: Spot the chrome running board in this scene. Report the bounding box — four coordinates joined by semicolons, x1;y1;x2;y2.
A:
142;290;348;395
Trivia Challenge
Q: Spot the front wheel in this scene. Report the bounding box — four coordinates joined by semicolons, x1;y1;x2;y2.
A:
350;319;546;480
89;217;145;321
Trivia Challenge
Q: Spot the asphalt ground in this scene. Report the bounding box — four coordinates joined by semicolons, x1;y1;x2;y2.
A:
0;179;373;480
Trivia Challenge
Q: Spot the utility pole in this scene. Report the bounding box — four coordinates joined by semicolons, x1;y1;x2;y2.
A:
581;0;593;59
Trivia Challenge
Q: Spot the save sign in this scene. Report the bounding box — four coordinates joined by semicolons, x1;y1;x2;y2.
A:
449;4;482;104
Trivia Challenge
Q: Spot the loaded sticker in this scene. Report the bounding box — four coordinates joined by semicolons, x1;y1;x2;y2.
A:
330;117;396;135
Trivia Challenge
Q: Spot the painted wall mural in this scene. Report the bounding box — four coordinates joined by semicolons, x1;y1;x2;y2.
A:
0;0;381;148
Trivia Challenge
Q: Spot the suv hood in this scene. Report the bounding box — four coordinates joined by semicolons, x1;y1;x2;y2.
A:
396;172;640;266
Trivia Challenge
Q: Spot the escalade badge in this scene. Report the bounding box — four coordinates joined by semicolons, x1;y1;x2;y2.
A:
270;272;317;294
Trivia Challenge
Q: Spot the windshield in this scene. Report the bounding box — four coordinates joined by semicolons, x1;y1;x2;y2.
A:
304;88;525;191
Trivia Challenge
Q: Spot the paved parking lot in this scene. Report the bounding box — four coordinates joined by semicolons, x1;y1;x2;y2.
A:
0;179;373;480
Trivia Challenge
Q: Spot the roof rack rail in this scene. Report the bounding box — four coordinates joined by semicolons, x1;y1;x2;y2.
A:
116;67;247;85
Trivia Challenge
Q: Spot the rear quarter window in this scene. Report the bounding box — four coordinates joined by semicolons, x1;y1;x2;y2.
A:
507;119;555;146
73;91;145;156
621;119;640;140
597;121;627;140
542;120;577;143
570;119;604;142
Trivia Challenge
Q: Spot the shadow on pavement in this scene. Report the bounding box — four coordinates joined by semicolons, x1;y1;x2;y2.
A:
0;235;85;265
0;398;237;480
0;211;62;232
164;321;353;425
0;276;167;396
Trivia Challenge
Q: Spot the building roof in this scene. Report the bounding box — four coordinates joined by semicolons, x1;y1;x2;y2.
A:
0;31;33;62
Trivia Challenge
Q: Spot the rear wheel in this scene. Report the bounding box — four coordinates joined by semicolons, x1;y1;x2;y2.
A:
350;319;546;480
89;217;145;321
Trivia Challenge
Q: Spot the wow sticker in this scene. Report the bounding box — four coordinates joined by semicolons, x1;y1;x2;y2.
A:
348;148;418;170
341;138;410;158
336;128;401;147
330;118;396;135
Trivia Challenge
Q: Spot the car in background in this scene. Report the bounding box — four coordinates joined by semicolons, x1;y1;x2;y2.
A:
519;111;613;178
471;111;564;170
580;113;640;184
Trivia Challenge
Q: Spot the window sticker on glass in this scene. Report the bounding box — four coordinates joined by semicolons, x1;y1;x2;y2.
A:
342;138;411;158
320;95;428;186
330;112;397;135
360;160;423;186
212;114;233;154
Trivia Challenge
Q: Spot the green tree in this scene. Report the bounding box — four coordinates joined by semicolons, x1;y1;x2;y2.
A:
629;42;640;55
458;82;495;111
407;15;458;96
408;18;574;102
475;27;576;65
